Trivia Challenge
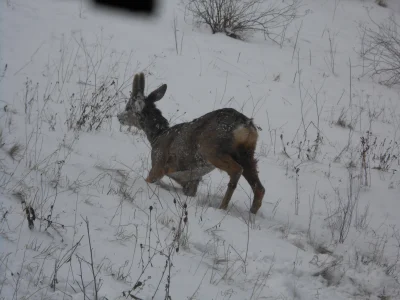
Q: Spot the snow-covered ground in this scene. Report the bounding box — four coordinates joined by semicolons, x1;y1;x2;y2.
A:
1;0;399;299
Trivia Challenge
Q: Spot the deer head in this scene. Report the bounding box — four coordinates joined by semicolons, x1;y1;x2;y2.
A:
117;73;169;142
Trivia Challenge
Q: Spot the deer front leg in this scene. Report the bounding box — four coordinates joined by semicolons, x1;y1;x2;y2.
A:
145;166;164;183
145;164;176;184
146;151;166;183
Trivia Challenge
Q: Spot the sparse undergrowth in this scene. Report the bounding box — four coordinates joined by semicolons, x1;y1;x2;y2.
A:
1;0;400;299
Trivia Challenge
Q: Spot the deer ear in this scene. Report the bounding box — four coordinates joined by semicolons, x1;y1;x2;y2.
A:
139;73;145;95
147;84;167;103
132;74;140;97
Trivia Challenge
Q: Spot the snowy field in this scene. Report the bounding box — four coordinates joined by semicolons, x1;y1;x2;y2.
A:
1;0;400;299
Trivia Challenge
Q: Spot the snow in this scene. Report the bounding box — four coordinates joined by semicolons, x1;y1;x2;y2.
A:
0;0;399;299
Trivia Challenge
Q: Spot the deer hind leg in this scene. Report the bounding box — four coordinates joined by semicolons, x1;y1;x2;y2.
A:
234;148;265;214
242;164;265;214
207;154;243;210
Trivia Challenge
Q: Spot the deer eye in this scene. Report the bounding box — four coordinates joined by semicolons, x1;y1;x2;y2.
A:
134;99;145;112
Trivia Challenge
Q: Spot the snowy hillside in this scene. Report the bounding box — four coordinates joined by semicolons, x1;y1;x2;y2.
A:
1;0;400;299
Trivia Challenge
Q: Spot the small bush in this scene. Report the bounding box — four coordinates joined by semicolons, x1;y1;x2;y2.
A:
335;108;353;130
359;14;400;87
186;0;301;44
375;0;387;8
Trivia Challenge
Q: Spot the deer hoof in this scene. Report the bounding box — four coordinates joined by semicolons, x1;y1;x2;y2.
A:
250;203;261;215
145;176;155;183
219;204;228;210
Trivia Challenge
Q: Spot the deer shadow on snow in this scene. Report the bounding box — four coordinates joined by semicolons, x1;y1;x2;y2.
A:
117;73;266;215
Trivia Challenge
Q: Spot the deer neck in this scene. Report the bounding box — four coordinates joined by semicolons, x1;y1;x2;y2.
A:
142;107;169;146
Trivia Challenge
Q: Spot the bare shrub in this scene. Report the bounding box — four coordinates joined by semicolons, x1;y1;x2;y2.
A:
370;137;399;172
375;0;387;8
359;14;400;87
0;128;23;161
0;128;24;187
335;108;353;130
185;0;301;44
324;171;361;244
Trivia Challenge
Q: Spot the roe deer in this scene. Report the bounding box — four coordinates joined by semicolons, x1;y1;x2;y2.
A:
117;73;265;214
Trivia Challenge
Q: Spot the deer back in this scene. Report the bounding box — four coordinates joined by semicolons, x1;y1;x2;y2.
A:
150;108;257;179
